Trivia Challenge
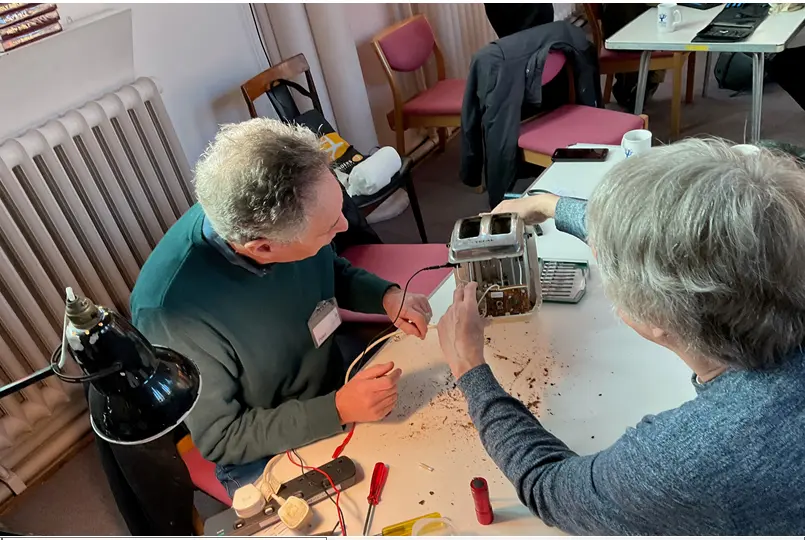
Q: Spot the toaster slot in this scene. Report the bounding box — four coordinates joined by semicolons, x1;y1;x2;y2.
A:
490;215;512;235
458;217;482;239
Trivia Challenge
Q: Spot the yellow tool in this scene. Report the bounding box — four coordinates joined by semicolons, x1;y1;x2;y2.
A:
380;512;442;536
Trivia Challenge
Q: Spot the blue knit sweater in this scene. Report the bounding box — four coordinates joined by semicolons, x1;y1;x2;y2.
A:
456;197;805;534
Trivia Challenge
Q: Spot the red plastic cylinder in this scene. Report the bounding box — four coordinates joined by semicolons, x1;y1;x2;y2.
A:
470;477;494;525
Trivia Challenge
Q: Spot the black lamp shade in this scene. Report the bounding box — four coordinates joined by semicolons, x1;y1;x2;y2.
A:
89;346;201;445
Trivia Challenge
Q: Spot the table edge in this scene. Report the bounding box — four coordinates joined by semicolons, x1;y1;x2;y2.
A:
605;9;805;54
604;41;786;53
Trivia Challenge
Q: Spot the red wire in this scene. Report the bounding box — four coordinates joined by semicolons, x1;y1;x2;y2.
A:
286;450;346;536
332;423;356;459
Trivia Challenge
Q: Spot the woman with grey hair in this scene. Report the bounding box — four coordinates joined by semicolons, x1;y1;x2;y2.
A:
437;138;805;534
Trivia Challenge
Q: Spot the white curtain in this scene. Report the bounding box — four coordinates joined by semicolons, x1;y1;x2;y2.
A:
409;3;496;80
252;4;380;151
392;3;579;85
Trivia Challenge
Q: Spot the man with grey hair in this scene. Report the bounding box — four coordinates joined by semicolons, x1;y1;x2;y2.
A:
130;118;431;495
437;139;805;533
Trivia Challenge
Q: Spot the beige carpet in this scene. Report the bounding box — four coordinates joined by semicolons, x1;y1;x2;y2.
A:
3;53;804;535
1;443;129;535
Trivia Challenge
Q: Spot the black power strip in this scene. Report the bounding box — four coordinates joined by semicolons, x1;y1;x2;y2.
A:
204;456;358;536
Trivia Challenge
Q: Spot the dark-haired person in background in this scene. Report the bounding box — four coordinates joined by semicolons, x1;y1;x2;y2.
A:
601;4;665;111
767;45;805;113
484;4;554;38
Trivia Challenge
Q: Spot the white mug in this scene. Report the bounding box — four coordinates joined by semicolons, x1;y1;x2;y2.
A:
622;129;652;158
657;3;683;33
731;144;761;155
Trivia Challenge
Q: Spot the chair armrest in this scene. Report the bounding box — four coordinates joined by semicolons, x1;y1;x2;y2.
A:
398;156;413;177
352;155;412;209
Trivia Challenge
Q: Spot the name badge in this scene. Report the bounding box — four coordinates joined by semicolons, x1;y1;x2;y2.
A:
308;298;341;348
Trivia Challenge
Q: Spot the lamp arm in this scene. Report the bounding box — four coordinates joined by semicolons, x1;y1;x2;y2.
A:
0;365;55;400
0;343;126;400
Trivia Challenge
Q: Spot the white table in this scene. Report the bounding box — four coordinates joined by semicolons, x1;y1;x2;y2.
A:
260;150;697;536
605;5;805;142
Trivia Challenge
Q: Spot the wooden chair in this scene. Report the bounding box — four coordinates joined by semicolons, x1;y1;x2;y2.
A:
518;51;649;169
372;14;465;156
583;3;694;139
241;53;428;243
520;106;649;167
241;54;323;122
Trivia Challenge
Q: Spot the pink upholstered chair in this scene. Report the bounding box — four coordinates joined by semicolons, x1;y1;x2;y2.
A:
176;434;232;515
372;14;465;156
518;51;648;167
340;243;452;324
541;50;568;87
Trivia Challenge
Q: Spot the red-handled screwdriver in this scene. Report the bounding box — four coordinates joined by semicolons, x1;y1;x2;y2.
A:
362;462;389;535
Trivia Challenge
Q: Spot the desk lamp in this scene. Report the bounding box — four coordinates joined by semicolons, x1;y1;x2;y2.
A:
0;288;201;445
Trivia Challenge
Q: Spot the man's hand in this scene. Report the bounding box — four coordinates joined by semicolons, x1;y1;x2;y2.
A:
490;193;560;225
437;282;488;380
382;287;432;339
336;362;401;424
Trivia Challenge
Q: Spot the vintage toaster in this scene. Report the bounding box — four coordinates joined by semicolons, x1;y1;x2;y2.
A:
448;213;542;318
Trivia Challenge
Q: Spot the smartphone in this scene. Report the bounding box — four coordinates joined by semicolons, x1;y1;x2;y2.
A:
551;148;609;163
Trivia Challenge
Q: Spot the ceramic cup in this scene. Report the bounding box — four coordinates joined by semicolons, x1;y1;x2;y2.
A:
658;3;683;33
622;129;653;158
731;143;761;155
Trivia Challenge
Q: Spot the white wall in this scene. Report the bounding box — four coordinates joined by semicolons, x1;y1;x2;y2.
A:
0;10;134;142
42;4;270;166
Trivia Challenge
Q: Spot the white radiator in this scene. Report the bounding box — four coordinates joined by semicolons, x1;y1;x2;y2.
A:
0;76;193;502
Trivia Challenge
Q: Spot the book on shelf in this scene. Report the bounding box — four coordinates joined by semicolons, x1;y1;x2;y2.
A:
0;3;61;52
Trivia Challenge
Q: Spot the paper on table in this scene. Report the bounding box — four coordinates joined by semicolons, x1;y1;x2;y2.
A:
542;144;624;200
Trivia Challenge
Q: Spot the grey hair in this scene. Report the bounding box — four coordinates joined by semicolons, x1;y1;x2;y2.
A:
194;118;329;244
587;138;805;370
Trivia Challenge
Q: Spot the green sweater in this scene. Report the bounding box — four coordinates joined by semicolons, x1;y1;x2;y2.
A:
130;204;394;465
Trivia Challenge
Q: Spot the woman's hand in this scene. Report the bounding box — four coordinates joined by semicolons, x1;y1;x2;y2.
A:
491;193;560;225
437;282;488;380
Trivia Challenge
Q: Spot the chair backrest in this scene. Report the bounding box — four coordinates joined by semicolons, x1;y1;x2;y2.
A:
582;3;605;54
542;51;567;86
240;53;323;122
373;14;439;74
